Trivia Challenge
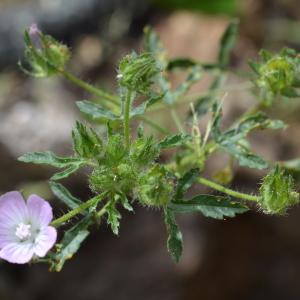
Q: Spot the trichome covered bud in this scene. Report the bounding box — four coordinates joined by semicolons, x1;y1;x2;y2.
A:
118;52;161;94
250;48;300;104
259;166;299;214
22;23;71;77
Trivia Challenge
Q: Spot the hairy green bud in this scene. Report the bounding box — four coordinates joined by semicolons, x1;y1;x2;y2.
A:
89;163;138;196
118;52;161;94
130;136;160;166
257;56;294;93
251;48;300;104
72;121;102;158
136;165;173;207
259;166;299;214
21;24;71;77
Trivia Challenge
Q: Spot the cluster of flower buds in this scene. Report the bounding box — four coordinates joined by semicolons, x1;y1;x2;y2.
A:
21;23;71;77
250;48;300;105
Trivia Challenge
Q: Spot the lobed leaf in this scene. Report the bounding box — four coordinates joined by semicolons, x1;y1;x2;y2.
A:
175;168;200;200
49;181;83;211
159;134;192;149
169;194;248;219
18;151;84;168
218;19;239;66
76;101;119;121
52;226;90;271
164;207;183;263
72;121;103;158
106;202;121;235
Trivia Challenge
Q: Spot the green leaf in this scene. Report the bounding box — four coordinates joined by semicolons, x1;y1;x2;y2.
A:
50;163;85;180
248;60;261;74
211;104;283;170
52;217;90;272
222;113;286;143
168;195;248;219
220;143;268;169
281;159;300;171
282;87;300;98
72;121;103;158
192;75;225;117
76;101;119;121
259;49;272;62
175;168;200;200
49;181;83;211
106;203;121;235
164;207;183;263
218;19;239;66
130;93;164;118
172;65;202;101
19;151;86;180
143;26;167;68
211;101;223;138
167;58;197;70
120;195;134;212
18;151;84;168
159;134;192;149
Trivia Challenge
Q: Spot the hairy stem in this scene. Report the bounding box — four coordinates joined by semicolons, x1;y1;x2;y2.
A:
197;177;259;202
60;70;119;105
124;89;133;148
171;108;185;133
51;192;106;227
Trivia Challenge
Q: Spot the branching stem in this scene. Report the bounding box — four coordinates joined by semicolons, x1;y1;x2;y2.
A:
51;192;107;227
197;177;259;202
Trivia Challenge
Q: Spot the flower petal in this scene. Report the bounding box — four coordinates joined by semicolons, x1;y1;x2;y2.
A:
0;242;34;264
27;194;53;227
0;232;17;248
34;226;57;257
0;191;28;228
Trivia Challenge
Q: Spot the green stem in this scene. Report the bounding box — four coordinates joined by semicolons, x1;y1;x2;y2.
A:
96;202;110;218
139;116;170;134
51;192;106;227
60;70;119;105
124;89;133;149
197;177;259;202
171;107;185;133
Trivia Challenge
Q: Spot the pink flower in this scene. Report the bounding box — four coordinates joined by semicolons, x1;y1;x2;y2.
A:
0;192;57;264
28;23;42;49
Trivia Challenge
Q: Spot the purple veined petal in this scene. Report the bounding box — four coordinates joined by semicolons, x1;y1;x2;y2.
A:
27;195;53;227
33;226;57;257
0;192;28;227
0;242;34;264
29;23;42;49
0;232;18;248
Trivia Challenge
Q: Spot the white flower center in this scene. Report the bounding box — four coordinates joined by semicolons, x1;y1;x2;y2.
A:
15;223;32;240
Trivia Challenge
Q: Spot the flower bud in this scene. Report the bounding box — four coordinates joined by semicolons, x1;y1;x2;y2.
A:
22;23;71;77
251;48;300;104
259;166;299;214
118;52;161;94
257;56;295;94
136;165;173;207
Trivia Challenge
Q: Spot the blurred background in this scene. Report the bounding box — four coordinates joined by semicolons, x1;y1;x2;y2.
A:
0;0;300;299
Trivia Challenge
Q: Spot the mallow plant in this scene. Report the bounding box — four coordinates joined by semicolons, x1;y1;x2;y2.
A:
1;20;300;270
